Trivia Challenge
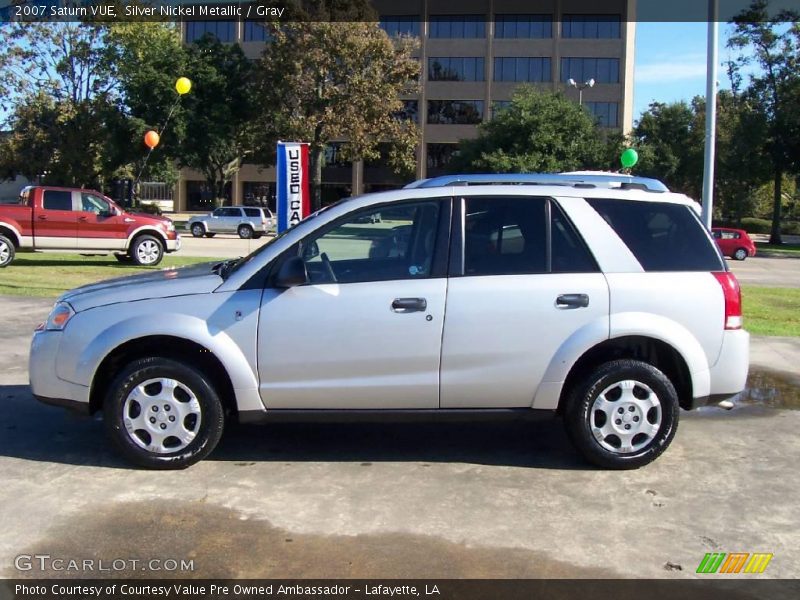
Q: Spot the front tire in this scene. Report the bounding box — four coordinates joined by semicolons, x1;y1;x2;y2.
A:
733;248;748;261
0;234;15;267
130;234;164;266
238;224;253;239
191;223;205;238
564;360;679;470
104;357;225;469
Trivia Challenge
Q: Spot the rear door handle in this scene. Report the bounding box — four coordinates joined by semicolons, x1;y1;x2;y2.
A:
556;294;590;309
391;297;427;313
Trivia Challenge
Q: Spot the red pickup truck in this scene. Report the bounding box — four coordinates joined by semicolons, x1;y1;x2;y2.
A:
0;186;180;267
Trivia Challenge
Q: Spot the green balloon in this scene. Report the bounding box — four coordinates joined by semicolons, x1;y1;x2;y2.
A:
620;148;639;169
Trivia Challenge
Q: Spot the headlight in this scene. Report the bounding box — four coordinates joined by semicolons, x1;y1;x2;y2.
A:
163;220;175;232
42;302;75;331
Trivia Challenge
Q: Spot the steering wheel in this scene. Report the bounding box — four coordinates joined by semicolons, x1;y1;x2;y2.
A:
320;252;337;283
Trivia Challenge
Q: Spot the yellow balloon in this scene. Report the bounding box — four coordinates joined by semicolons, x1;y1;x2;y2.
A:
175;77;192;95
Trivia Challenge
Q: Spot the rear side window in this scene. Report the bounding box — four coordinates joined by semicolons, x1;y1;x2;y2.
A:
551;202;598;273
243;208;260;218
586;198;724;271
42;190;73;211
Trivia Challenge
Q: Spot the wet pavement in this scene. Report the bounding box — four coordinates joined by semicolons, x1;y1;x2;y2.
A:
1;296;799;579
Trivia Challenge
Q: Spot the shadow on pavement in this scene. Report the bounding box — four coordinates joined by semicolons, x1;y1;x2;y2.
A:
0;384;588;470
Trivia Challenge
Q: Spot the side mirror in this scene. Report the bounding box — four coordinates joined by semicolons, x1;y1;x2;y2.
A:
274;256;308;288
99;209;113;218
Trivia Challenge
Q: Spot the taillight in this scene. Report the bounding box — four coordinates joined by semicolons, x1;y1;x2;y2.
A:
712;272;742;330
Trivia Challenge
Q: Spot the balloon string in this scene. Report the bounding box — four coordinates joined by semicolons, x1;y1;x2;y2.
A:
133;94;183;193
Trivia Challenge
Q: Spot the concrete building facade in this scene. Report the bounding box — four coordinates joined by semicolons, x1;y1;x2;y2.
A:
176;0;636;211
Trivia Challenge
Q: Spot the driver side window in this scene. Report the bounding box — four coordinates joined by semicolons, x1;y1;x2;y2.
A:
80;193;110;214
300;201;441;284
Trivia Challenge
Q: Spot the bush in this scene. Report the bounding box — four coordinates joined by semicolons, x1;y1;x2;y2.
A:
714;217;800;235
739;217;772;234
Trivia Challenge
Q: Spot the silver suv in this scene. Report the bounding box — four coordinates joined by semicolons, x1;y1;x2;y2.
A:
188;206;273;239
30;173;749;470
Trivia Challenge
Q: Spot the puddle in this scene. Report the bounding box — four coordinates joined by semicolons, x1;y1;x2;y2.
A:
733;369;800;410
7;501;620;579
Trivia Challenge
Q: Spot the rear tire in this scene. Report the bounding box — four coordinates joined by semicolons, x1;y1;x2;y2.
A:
733;248;748;261
103;357;225;469
563;359;679;470
0;235;15;268
130;234;164;266
191;223;205;238
238;224;253;239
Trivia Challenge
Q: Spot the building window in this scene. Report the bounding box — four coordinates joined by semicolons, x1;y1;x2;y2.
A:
560;57;620;84
379;15;420;37
427;100;484;125
242;182;274;210
429;15;486;38
185;21;236;43
585;102;619;128
492;101;512;118
494;14;552;38
428;57;485;82
323;143;351;168
394;100;419;123
244;21;271;42
426;143;459;170
562;15;621;39
493;57;551;82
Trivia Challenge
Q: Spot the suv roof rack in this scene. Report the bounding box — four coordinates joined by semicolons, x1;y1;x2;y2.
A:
403;173;669;193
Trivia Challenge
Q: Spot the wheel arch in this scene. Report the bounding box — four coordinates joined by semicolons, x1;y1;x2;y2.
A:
556;336;696;413
126;226;167;250
88;335;237;416
0;222;21;247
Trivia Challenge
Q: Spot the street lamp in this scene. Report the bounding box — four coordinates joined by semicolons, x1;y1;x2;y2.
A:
567;78;595;106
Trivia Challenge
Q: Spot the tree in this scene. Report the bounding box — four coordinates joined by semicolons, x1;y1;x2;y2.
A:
254;20;420;210
728;0;800;244
174;36;257;204
449;86;603;173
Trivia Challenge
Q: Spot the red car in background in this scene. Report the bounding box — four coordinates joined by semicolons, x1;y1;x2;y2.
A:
712;227;757;261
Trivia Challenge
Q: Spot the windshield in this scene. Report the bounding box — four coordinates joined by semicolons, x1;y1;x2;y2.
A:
222;202;343;279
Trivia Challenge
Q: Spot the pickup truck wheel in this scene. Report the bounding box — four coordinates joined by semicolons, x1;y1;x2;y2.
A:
104;357;224;469
0;235;14;267
238;224;253;239
191;223;205;238
563;360;679;470
131;235;164;266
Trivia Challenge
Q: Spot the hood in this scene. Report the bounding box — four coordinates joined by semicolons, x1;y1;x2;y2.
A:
59;261;223;312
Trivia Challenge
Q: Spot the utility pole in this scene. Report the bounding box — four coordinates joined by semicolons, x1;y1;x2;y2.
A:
702;0;719;229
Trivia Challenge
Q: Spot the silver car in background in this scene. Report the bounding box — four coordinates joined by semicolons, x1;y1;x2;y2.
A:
188;206;273;239
29;173;749;470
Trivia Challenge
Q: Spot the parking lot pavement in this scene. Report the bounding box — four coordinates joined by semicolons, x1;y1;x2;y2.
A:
1;297;799;579
728;254;800;288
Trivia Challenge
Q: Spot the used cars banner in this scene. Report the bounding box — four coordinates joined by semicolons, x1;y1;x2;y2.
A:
276;141;310;233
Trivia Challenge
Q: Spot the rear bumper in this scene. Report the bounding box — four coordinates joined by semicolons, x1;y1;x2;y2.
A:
688;329;750;410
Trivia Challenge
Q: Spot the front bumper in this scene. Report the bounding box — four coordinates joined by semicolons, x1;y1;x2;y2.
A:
29;330;90;412
165;233;181;253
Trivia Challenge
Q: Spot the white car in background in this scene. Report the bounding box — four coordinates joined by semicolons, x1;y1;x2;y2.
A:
188;206;273;239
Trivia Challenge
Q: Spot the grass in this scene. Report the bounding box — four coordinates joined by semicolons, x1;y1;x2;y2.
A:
2;256;799;338
755;242;800;256
741;285;800;337
0;253;219;298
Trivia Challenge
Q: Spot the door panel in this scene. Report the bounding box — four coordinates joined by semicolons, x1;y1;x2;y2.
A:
258;279;446;409
76;193;128;250
440;273;609;408
34;190;78;249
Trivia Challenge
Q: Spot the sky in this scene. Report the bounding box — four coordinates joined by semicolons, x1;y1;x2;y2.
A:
633;21;744;122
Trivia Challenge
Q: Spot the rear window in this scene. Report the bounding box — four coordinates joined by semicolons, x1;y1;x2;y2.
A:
586;198;724;272
243;208;261;218
42;190;73;211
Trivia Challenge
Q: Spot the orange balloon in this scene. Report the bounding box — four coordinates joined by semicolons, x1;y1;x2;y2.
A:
144;130;160;149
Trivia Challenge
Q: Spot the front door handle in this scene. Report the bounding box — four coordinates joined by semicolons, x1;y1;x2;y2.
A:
556;294;590;309
37;215;47;220
391;297;427;313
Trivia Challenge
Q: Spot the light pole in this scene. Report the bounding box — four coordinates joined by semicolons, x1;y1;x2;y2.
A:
567;77;595;106
701;0;719;230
